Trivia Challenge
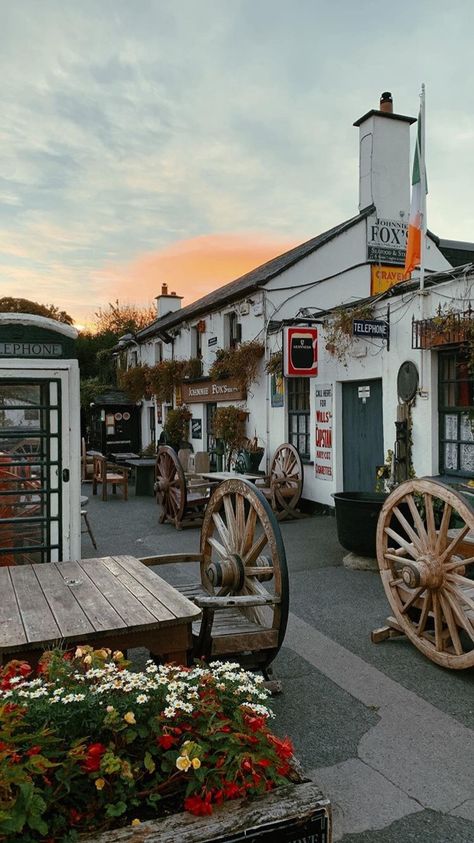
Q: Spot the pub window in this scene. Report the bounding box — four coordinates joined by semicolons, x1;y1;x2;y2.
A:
438;350;474;476
154;341;163;363
287;377;310;460
191;326;203;359
224;312;241;349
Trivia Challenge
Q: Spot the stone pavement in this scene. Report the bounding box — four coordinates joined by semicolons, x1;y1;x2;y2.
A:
80;483;474;842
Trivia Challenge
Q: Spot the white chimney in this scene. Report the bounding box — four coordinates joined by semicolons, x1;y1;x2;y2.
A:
155;283;183;319
353;92;416;220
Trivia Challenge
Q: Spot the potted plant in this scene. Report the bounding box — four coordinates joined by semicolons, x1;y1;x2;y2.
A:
235;435;265;474
0;649;318;841
162;405;192;451
212;405;248;470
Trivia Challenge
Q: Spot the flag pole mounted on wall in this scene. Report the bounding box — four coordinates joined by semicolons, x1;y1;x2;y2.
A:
404;84;427;289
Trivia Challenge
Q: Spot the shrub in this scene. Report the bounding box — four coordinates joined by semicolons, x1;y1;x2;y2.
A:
0;650;295;840
209;342;264;392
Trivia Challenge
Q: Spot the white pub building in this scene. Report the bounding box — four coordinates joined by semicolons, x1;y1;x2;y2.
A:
121;93;474;508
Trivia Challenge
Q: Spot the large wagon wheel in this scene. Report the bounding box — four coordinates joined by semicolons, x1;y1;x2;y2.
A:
269;443;303;519
376;478;474;669
198;478;289;673
155;446;186;529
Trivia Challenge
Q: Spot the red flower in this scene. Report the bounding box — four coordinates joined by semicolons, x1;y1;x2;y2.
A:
69;808;83;825
184;793;213;816
223;781;242;799
269;735;294;760
83;742;106;772
256;758;271;768
26;746;42;756
218;725;231;733
157;734;176;750
244;714;266;732
241;758;253;773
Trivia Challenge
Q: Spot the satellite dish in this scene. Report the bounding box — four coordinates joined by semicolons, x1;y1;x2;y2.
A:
397;361;419;403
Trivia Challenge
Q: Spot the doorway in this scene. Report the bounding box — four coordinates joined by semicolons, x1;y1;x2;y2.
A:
342;379;384;491
0;376;68;565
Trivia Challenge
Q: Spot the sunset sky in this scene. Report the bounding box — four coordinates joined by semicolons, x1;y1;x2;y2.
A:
2;1;474;326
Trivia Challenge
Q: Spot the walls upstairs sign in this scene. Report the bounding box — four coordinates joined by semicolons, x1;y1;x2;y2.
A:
367;215;407;265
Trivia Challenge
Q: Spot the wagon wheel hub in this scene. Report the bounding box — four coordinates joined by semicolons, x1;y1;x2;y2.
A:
401;554;445;590
205;553;245;592
157;477;170;493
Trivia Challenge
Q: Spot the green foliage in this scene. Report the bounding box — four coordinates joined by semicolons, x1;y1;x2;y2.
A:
265;351;283;376
79;377;115;411
324;303;375;367
163;406;192;449
0;649;295;839
0;298;74;325
118;366;151;403
213;405;248;469
147;360;187;404
209;342;265;391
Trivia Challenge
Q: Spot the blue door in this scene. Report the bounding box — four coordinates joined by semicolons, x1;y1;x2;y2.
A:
342;379;384;491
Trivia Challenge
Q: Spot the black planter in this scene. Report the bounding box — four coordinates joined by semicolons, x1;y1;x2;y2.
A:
332;491;388;557
237;449;264;473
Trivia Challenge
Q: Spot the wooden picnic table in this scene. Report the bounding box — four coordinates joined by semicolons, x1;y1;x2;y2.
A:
0;555;201;667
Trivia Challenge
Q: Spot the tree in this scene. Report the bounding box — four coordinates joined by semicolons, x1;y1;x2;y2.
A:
93;300;156;336
0;297;74;325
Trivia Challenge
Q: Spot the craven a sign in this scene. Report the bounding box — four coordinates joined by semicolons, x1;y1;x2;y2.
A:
367;216;407;265
284;327;318;377
371;264;406;295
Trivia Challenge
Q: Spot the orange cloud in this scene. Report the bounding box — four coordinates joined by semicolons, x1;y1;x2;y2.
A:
97;232;300;312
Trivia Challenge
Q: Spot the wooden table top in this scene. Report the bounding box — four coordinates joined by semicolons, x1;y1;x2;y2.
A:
0;555;201;652
199;471;263;483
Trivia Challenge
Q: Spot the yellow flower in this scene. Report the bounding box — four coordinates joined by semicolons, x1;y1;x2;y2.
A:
95;778;106;790
131;819;141;827
124;711;136;725
113;650;124;661
192;757;201;769
75;647;83;658
83;654;92;665
176;755;192;772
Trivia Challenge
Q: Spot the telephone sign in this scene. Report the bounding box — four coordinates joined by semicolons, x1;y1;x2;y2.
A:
283;326;318;377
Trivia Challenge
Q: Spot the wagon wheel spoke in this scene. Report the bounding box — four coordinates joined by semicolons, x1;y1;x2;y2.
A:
438;591;463;656
240;505;257;556
244;532;268;566
444;587;474;643
207;535;229;560
405;494;429;549
400;587;424;614
416;591;432;636
439;526;471;565
212;512;232;553
392;506;424;554
384;527;418;560
435;502;452;554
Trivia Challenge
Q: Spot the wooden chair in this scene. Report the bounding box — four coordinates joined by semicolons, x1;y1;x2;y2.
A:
92;456;129;501
256;443;304;520
155;446;213;530
141;477;289;680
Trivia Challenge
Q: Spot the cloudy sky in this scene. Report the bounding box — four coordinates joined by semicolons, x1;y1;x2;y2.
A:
1;1;474;326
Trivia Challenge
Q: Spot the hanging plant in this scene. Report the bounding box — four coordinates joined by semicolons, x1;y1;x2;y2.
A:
213;405;248;469
265;351;283;376
209;341;265;391
183;357;204;379
147;360;187;404
118;365;151;402
324;303;375;366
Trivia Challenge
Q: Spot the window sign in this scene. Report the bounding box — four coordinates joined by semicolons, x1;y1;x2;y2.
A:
315;384;333;480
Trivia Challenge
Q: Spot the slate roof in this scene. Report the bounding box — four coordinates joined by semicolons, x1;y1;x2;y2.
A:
137;205;375;339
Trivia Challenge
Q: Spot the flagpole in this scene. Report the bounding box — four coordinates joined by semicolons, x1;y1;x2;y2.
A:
419;83;426;292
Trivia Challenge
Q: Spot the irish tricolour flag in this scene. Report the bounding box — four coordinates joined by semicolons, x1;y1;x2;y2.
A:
404;94;427;279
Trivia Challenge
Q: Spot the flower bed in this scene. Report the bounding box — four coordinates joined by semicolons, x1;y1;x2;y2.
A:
0;649;296;841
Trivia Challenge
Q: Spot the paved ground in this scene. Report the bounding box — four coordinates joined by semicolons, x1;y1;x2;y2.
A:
81;482;474;842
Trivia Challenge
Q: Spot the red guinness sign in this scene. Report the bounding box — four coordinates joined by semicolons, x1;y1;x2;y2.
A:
283;327;318;377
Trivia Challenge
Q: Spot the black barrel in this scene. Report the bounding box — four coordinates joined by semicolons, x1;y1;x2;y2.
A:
332;492;388;557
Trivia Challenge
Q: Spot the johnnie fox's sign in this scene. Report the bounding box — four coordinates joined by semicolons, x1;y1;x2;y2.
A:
181;377;246;404
367;215;407;265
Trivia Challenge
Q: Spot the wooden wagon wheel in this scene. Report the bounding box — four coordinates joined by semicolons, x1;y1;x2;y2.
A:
199;478;289;670
376;478;474;669
155;446;186;528
269;443;303;519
